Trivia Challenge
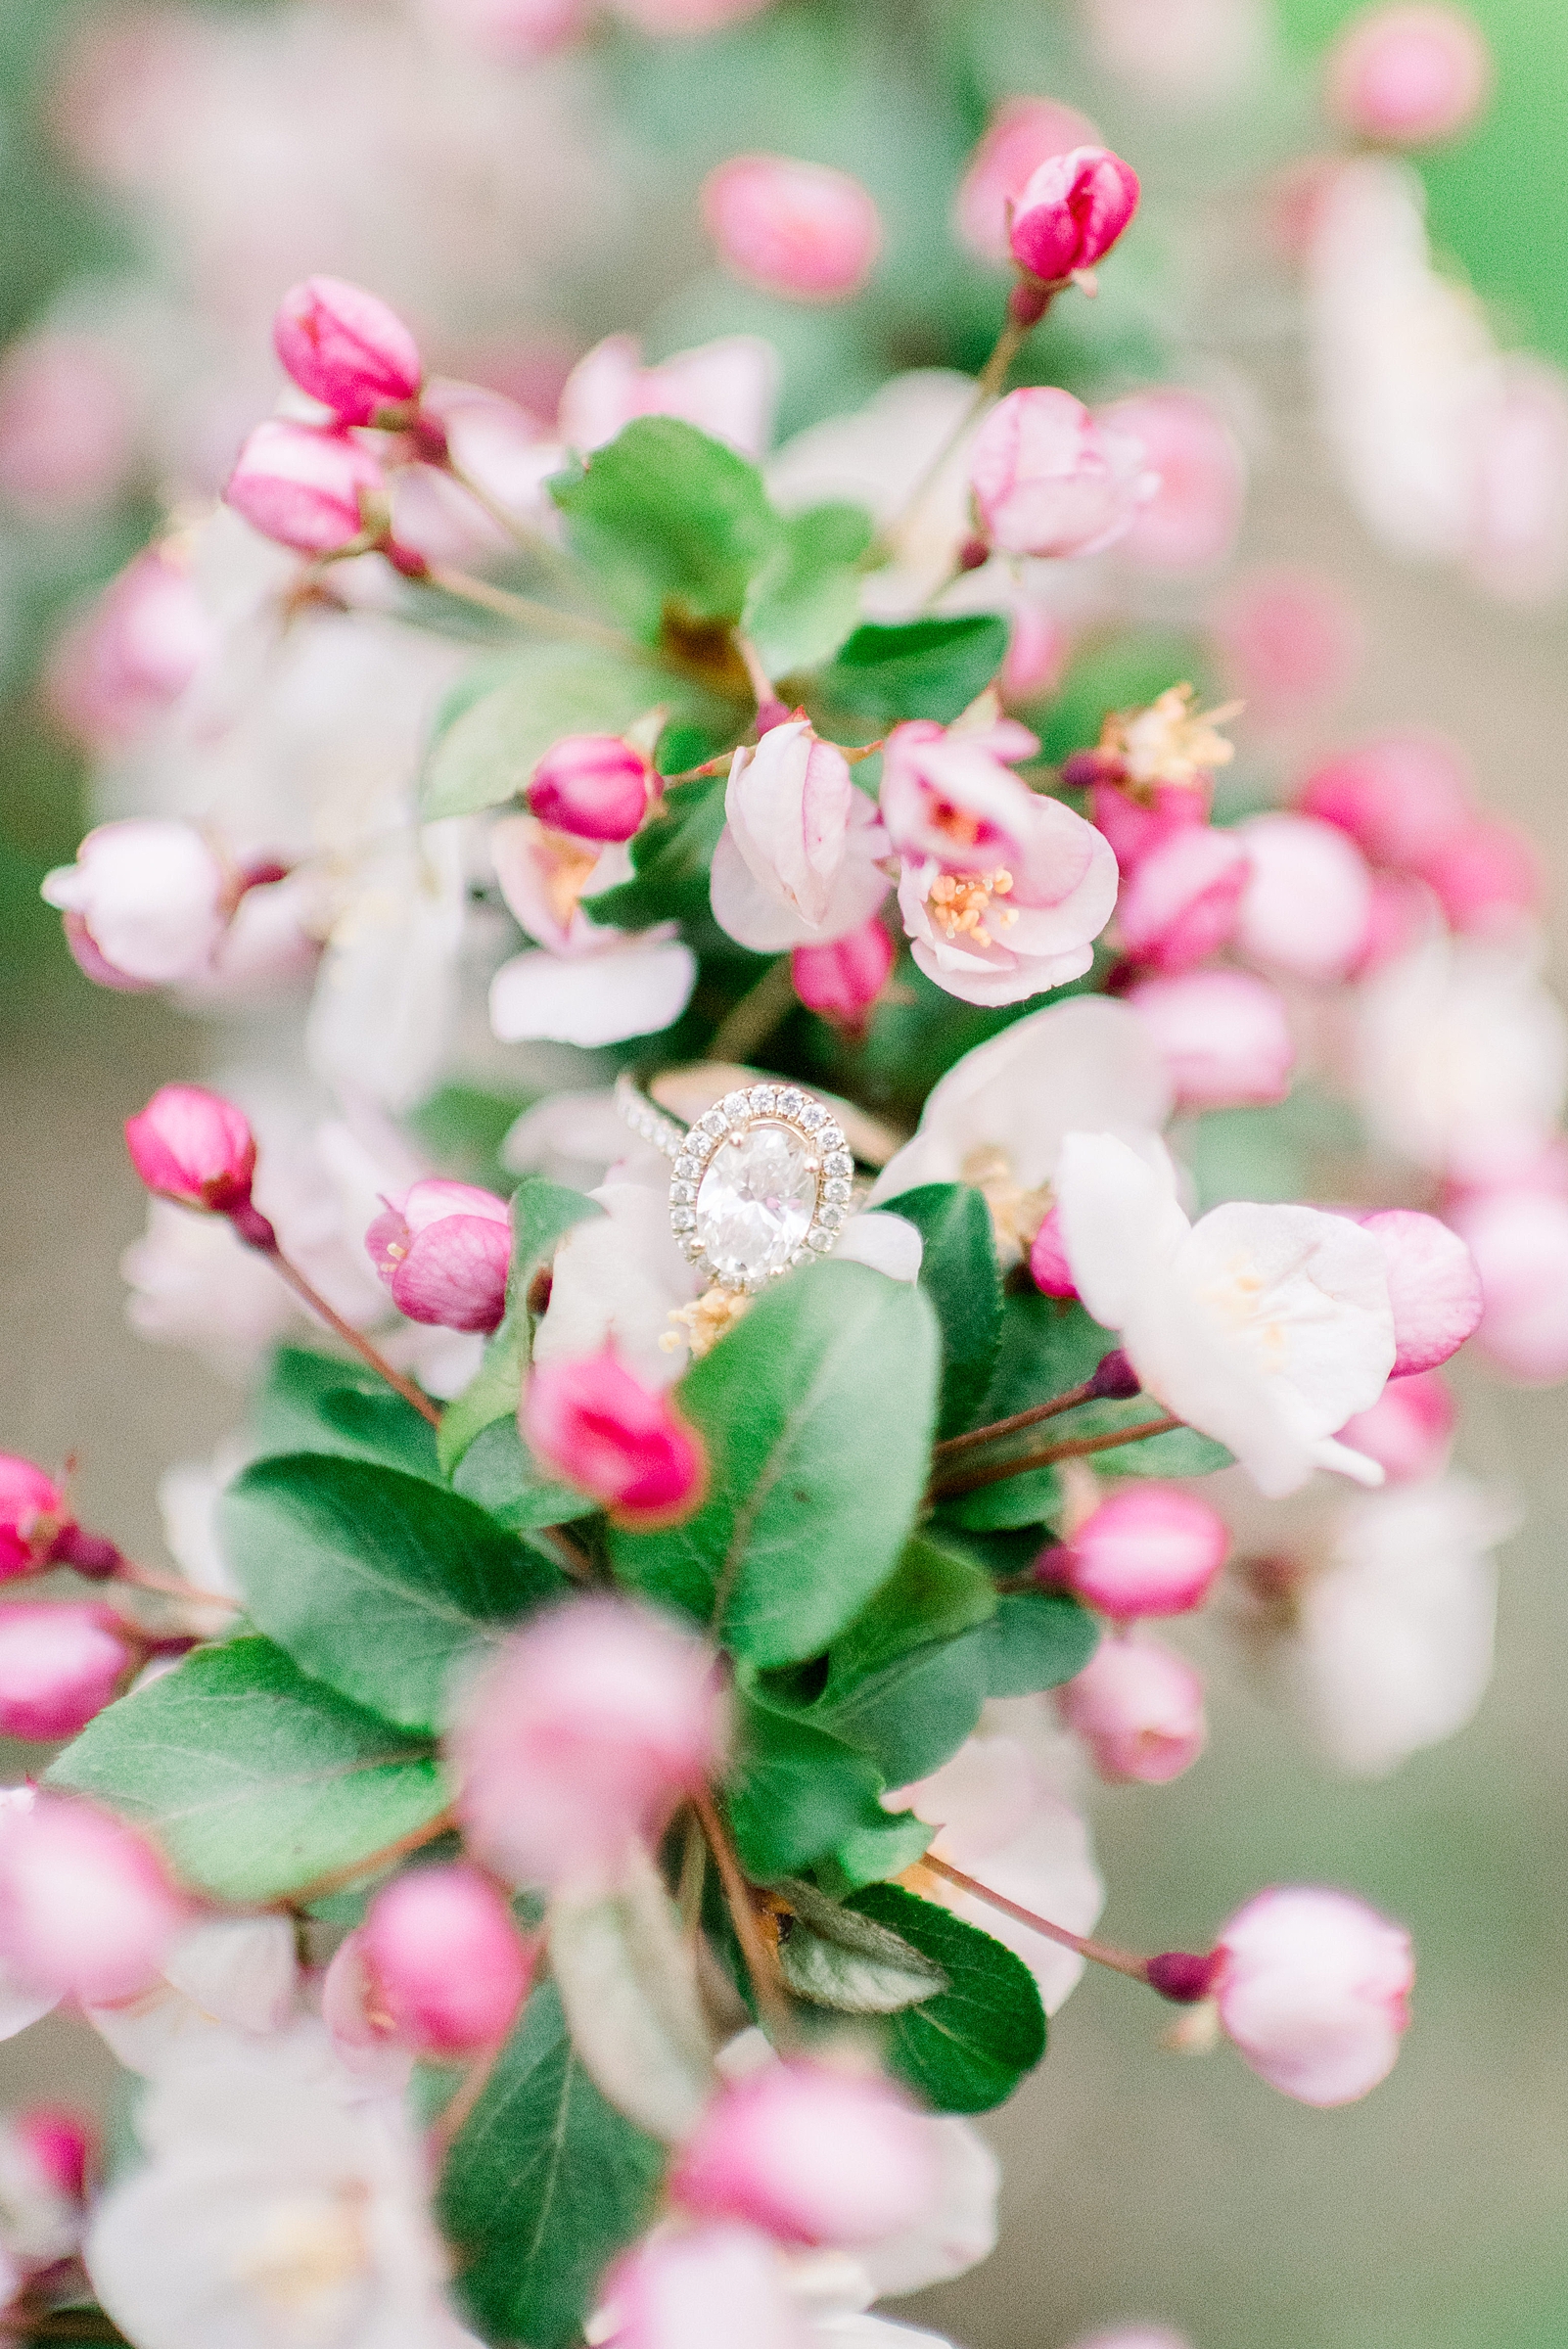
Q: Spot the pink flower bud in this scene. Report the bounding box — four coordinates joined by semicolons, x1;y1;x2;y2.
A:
1353;872;1431;977
1029;1203;1077;1299
0;1796;184;2006
672;2061;937;2249
12;2105;96;2203
1116;825;1250;974
954;97;1100;265
1335;1366;1455;1483
1233;812;1373;984
224;420;385;555
0;1460;69;1580
1099;390;1245;574
44;546;215;751
1055;1485;1229;1619
970;388;1154;560
1416;815;1544;936
273;277;423;427
598;2225;797;2349
1058;1636;1207;1783
0;1605;130;1740
357;1864;533;2055
1356;1209;1482;1376
701;156;882;302
365;1178;512;1334
1089;776;1208;874
790;918;895;1025
1326;4;1491;147
41;820;228;989
528;735;652;842
454;1597;727;1889
1447;1188;1568;1385
1212;569;1361;732
1215;1886;1413;2106
1296;730;1471;872
1007;144;1141;284
523;1348;706;1525
124;1084;259;1221
1127;970;1295;1111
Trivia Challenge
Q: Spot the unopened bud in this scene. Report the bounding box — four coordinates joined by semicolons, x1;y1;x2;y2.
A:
527;735;652;843
366;1178;512;1334
1215;1886;1413;2106
1145;1949;1222;2004
1116;825;1250;975
671;2061;937;2249
41;820;228;990
224;420;386;556
523;1347;705;1525
701;155;882;302
1056;1484;1229;1619
1088;1347;1141;1400
1325;3;1492;147
124;1084;266;1231
272;276;423;427
0;1460;69;1580
1007;145;1140;285
0;1795;185;2006
0;1604;131;1740
358;1864;533;2055
791;917;895;1027
1058;1635;1207;1784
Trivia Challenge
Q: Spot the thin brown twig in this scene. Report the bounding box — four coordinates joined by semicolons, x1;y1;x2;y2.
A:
931;1413;1180;1498
692;1786;791;2041
931;1377;1098;1462
431;2033;508;2161
923;1853;1150;1984
422;562;637;656
264;1249;441;1427
285;1804;456;1907
112;1560;240;1611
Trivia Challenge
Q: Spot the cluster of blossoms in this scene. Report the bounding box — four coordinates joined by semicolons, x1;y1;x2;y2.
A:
0;2;1556;2345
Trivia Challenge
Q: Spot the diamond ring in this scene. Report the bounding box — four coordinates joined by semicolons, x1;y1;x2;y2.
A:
615;1070;859;1293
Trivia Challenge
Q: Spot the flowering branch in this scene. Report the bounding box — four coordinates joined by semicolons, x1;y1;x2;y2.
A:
930;1413;1180;1497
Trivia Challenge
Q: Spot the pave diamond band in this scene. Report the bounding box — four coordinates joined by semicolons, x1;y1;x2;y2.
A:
615;1070;855;1293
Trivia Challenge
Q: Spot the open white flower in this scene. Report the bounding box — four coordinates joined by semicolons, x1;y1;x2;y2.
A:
488;815;697;1049
710;721;890;954
86;1914;300;2077
1054;1132;1396;1497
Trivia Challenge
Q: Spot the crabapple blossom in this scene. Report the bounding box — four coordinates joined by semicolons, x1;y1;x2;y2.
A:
45;546;216;750
523;1347;706;1522
0;1605;130;1740
1335;1366;1455;1483
354;1865;534;2054
224;419;386;555
529;734;652;842
365;1178;512;1333
1357;1209;1482;1376
1418;813;1544;934
1448;1187;1568;1384
534;1181;711;1388
672;2064;937;2248
954;98;1099;265
124;1084;261;1224
1232;812;1373;983
1127;969;1295;1110
1053;1485;1229;1619
454;1596;726;1889
272;275;423;425
0;1460;69;1578
489;816;698;1047
1058;1636;1208;1784
701;156;882;301
1054;1132;1396;1496
792;918;895;1025
1006;146;1141;286
0;1796;184;2006
711;719;890;952
1214;1887;1414;2105
1296;728;1470;871
42;820;229;989
1325;4;1492;146
1100;390;1246;573
968;389;1155;560
86;1914;300;2079
559;333;777;461
596;2225;800;2349
1115;824;1249;974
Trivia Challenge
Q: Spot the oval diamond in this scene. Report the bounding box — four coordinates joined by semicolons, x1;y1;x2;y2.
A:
695;1120;820;1285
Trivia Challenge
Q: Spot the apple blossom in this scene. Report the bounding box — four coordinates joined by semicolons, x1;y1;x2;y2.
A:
454;1596;726;1889
1127;969;1295;1111
523;1347;706;1522
711;719;890;952
1417;813;1544;934
559;333;777;462
0;1605;131;1740
1115;824;1249;974
273;276;423;427
0;1796;184;2007
124;1084;262;1226
224;419;386;555
596;2225;800;2349
1214;1887;1413;2105
42;821;229;989
702;156;882;302
355;1865;534;2054
1054;1132;1395;1496
0;1460;69;1579
529;734;652;842
954;98;1100;265
490;815;699;1047
1058;1636;1207;1784
1296;728;1471;872
1448;1187;1568;1384
1100;390;1246;573
1357;1208;1482;1376
86;1914;300;2079
365;1178;512;1333
1233;812;1373;984
1053;1485;1229;1619
969;389;1155;560
1325;4;1492;147
1335;1366;1455;1483
672;2065;937;2248
45;546;216;750
1006;146;1140;286
792;919;895;1025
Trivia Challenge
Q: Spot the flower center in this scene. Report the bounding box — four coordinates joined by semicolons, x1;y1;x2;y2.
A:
235;2188;370;2319
927;868;1017;948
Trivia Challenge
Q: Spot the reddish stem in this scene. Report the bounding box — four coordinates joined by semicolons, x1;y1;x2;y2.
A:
932;1413;1180;1497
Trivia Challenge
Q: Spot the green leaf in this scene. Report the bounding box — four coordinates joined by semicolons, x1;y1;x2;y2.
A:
878;1184;1002;1438
850;1884;1046;2114
607;1261;940;1668
219;1454;566;1734
775;1877;947;2014
251;1346;441;1481
548;1849;715;2142
438;1981;666;2349
49;1638;449;1905
450;1415;599;1531
815;616;1008;728
814;1635;990;1787
582;771;733;939
980;1591;1098;1697
937;1464;1062;1534
726;1685;889;1884
742;500;872;675
550;417;782;640
407;1082;535;1190
813;1807;934;1899
421;646;657;820
826;1533;996;1687
438;1177;602;1476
